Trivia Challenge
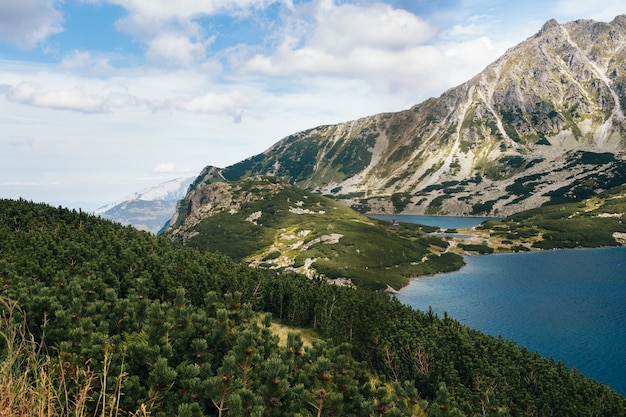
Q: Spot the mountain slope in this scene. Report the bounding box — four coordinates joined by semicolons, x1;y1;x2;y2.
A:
3;198;625;415
164;175;463;291
206;15;626;216
476;184;626;250
94;176;194;233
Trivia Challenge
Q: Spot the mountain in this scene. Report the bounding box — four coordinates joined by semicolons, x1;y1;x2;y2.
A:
94;176;194;233
164;175;463;291
197;15;626;217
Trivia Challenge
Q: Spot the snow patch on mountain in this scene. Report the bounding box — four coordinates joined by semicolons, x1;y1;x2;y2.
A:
94;177;194;215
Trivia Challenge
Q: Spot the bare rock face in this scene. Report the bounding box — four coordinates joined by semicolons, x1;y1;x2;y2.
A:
166;171;287;242
187;16;626;217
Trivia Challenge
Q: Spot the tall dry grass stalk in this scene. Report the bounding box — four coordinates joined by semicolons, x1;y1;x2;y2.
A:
0;298;48;416
0;298;146;417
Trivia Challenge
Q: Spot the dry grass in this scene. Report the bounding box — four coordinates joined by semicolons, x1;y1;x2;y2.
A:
269;320;317;349
0;298;146;417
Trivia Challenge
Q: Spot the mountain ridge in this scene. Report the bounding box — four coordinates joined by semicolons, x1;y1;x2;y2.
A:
186;15;626;217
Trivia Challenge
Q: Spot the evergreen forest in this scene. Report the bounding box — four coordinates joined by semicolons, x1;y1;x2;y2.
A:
1;198;625;416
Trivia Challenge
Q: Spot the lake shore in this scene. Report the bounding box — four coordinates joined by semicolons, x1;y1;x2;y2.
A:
395;246;626;396
384;214;626;292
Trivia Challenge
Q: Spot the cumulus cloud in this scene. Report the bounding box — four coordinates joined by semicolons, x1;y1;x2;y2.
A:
441;14;497;40
248;1;436;72
161;90;251;122
0;0;63;48
0;0;508;118
0;79;148;113
114;13;213;68
237;1;456;94
109;0;284;67
0;75;251;121
310;2;434;54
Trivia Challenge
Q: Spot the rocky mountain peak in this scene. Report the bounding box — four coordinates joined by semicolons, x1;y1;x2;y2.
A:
538;18;560;36
183;15;626;218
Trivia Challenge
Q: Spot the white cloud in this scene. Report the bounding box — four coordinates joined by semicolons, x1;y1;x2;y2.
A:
0;82;110;113
442;14;496;40
236;1;507;98
114;10;207;42
113;11;214;68
109;0;285;68
310;2;434;54
60;50;93;68
153;162;175;172
240;2;436;78
145;32;211;68
60;50;115;73
169;90;251;122
0;70;251;119
0;0;63;48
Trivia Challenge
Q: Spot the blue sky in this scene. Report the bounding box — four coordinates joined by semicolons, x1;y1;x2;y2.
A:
0;0;623;210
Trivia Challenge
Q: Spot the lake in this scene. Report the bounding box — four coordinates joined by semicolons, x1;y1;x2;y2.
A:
387;216;626;396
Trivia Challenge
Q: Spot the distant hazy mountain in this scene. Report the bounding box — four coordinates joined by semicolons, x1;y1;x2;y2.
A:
94;176;194;233
192;15;626;217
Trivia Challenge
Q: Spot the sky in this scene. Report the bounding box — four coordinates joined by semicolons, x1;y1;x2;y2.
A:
0;0;624;211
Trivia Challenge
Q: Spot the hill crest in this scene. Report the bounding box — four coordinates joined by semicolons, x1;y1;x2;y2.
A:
164;175;463;291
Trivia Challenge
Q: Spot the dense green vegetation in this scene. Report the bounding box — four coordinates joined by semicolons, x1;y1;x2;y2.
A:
166;177;463;291
498;152;626;210
478;185;626;250
220;127;378;186
330;131;378;178
1;198;625;416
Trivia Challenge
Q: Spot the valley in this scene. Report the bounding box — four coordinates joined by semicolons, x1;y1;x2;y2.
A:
162;174;626;291
4;6;626;417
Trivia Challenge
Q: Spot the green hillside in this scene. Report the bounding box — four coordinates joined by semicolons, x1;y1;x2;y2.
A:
474;185;626;251
1;199;625;416
164;176;463;291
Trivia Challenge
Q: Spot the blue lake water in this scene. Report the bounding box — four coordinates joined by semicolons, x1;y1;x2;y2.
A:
389;216;626;396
